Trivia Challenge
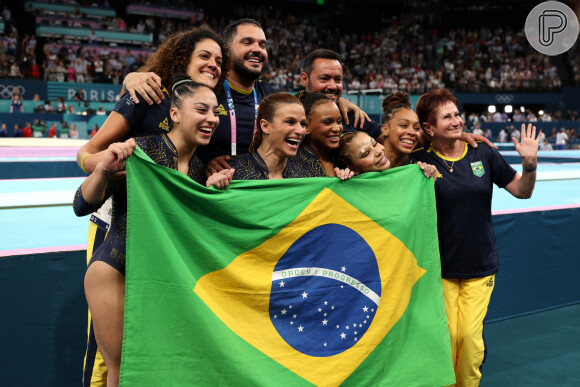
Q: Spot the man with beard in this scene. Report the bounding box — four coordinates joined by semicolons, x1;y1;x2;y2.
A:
300;49;382;139
197;19;276;167
125;20;368;174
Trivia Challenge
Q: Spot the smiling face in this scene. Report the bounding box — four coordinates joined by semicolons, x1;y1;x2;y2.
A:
186;39;223;89
382;107;421;156
301;59;343;102
170;87;220;147
344;132;390;173
261;103;307;158
424;101;464;141
230;24;268;81
307;101;343;152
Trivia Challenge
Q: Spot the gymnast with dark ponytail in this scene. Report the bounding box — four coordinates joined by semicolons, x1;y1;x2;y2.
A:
76;26;230;387
73;74;233;387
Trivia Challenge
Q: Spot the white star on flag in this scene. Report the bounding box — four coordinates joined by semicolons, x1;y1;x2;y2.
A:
268;256;382;357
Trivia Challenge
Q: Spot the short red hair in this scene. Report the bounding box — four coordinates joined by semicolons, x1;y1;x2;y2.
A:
416;88;459;127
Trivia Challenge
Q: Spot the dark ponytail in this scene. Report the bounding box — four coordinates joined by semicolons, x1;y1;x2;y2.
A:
170;73;214;110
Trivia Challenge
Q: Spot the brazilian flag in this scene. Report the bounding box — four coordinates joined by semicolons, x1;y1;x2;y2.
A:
122;148;454;386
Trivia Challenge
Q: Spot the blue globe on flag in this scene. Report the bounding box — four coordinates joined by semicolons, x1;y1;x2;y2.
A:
269;223;382;357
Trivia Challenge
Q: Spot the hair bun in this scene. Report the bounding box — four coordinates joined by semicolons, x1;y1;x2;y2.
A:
382;91;411;112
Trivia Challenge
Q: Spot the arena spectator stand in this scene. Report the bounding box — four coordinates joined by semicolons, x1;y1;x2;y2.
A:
2;1;572;94
25;1;115;19
126;3;203;21
1;0;579;147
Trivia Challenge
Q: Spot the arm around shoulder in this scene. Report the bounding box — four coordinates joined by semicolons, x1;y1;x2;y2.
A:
338;98;370;129
122;71;164;105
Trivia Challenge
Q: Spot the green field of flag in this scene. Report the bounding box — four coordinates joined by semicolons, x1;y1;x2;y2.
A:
121;147;454;386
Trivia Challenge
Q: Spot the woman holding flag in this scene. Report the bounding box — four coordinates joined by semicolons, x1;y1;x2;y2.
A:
75;27;229;386
229;92;311;180
74;76;233;386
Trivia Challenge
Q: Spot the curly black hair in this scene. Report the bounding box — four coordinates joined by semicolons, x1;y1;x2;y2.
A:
140;25;230;94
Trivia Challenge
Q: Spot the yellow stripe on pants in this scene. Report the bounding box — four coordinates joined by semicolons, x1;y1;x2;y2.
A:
443;275;495;387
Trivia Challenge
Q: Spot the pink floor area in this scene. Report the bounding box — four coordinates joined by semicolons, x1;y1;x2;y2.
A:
0;146;80;158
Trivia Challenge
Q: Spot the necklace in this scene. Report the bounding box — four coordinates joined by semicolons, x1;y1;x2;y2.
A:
432;142;462;173
441;158;455;172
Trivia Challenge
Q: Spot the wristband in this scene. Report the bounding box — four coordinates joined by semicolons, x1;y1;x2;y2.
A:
80;153;91;174
523;165;537;173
